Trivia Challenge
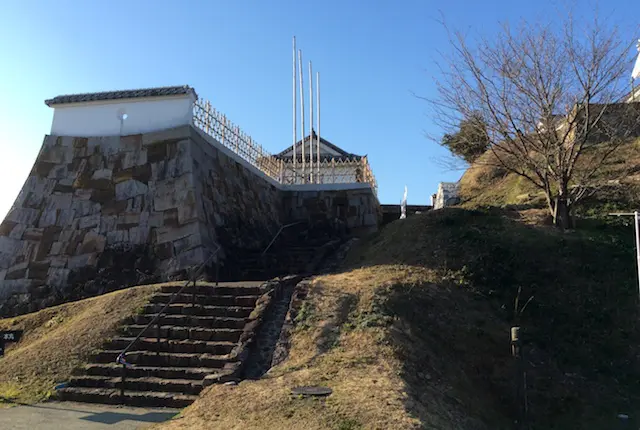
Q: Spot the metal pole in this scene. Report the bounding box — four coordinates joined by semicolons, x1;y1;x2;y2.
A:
317;71;321;183
292;36;297;183
298;50;305;184
610;212;640;299
635;211;640;298
309;60;314;184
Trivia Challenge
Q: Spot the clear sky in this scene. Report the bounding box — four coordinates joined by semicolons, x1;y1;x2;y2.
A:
0;0;636;215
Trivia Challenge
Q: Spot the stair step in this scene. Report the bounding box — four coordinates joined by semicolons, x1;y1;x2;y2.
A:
120;325;243;342
58;386;197;408
132;314;248;329
83;363;220;380
93;350;232;368
142;303;254;318
159;284;262;296
105;337;236;354
68;375;204;395
149;294;259;307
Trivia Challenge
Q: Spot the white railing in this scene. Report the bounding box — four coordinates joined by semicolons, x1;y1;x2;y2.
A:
193;98;377;194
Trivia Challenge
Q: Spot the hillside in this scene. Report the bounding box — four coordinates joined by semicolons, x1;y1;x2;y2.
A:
0;284;160;404
157;209;640;429
458;137;640;221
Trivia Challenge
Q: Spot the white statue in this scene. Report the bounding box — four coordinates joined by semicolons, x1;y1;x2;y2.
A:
400;186;407;220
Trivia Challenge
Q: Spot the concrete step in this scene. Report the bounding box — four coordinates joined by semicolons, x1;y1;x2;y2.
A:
159;284;262;296
68;375;204;395
58;386;197;408
105;337;236;354
93;350;231;368
132;314;248;329
142;303;254;318
82;363;219;380
119;325;243;342
149;294;259;307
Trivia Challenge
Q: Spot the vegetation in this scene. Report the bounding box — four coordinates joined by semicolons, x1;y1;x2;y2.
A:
0;284;160;404
158;209;640;429
440;114;490;164
428;14;638;229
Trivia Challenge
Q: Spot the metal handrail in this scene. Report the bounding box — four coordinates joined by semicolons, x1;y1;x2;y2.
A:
261;222;304;256
115;244;221;401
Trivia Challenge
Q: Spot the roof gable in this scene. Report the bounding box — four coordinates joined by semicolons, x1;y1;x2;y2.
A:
276;130;361;159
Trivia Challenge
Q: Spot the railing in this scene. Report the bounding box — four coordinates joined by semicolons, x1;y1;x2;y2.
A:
261;222;304;257
192;98;378;194
115;245;221;402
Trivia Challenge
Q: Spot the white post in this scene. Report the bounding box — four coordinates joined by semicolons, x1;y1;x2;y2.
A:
317;71;321;183
635;211;640;298
298;50;305;184
292;36;297;183
309;60;314;183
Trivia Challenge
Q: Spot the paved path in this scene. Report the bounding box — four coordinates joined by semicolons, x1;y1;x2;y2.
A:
0;401;179;429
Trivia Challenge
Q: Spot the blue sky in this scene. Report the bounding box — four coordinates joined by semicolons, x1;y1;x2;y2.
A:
0;0;636;214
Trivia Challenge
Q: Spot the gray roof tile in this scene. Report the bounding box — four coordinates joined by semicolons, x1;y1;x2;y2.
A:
45;85;196;106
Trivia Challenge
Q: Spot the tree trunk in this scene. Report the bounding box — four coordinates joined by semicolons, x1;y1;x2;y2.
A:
553;197;572;230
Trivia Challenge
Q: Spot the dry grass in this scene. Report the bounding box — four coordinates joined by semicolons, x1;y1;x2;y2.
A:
158;260;512;429
458;138;640;215
0;284;161;404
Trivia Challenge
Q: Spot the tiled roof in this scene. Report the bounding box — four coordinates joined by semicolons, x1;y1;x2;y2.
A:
45;85;196;106
275;130;361;159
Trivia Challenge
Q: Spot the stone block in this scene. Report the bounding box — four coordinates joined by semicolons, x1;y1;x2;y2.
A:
27;261;51;280
149;212;164;228
117;212;141;229
56;209;76;227
49;257;67;268
0;220;16;236
74;189;93;200
9;223;27;240
49;241;64;255
173;234;202;254
154;242;173;260
122;150;148;170
176;246;205;269
155;222;200;245
67;253;98;270
129;225;150;245
38;209;58;228
47;268;70;287
72;199;100;217
79;232;106;254
0;236;22;255
0;279;32;299
153;174;193;211
5;208;40;225
177;190;199;224
5;262;28;280
91;168;113;181
99;216;118;234
141;126;190;147
115;179;148;201
106;230;129;244
78;214;100;229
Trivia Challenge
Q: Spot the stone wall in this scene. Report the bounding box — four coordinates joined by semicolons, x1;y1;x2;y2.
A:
0;125;379;316
282;186;381;235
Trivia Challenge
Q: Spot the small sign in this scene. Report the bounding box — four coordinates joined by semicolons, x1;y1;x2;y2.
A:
0;330;23;357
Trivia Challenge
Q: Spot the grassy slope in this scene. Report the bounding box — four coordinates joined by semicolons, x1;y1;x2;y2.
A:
158;209;640;429
458;138;640;218
0;284;160;404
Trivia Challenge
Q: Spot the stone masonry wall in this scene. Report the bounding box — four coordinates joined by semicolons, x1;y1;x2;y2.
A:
0;125;378;316
0;126;283;316
283;187;381;234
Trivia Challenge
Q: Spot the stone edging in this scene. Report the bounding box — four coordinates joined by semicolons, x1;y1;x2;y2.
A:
203;275;302;386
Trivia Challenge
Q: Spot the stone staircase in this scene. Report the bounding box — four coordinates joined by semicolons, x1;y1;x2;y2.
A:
58;282;263;408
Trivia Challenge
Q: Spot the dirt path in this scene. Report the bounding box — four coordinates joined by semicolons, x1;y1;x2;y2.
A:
0;401;178;429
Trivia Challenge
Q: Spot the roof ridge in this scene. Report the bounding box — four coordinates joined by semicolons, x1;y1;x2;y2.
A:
45;85;196;106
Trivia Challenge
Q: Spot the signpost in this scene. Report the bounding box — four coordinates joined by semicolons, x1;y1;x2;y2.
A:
0;330;23;357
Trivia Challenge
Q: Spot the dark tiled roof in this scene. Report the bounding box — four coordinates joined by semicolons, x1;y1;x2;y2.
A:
275;130;361;159
45;85;196;106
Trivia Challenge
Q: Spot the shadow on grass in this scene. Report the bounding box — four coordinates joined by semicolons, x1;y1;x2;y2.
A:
346;208;640;429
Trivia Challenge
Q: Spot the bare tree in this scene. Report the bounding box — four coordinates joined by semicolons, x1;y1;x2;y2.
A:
428;14;638;229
